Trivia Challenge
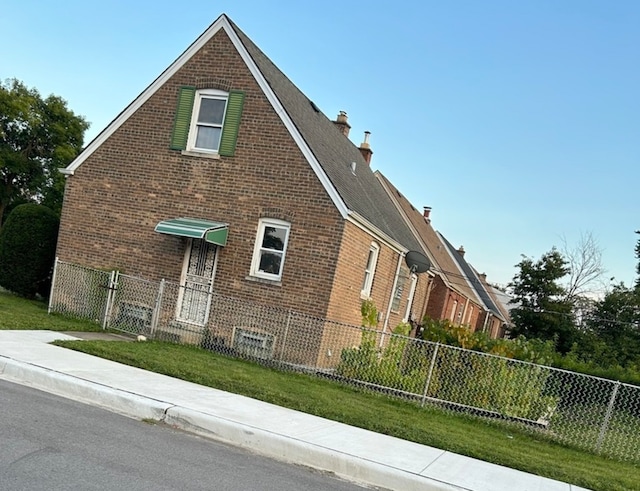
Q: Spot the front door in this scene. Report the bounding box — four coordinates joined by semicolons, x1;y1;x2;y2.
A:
178;239;217;325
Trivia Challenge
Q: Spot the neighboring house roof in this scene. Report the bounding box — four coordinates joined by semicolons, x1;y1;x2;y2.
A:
374;171;480;304
438;233;506;321
62;14;421;255
487;285;514;326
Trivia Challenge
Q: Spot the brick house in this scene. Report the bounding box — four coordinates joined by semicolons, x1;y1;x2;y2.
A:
438;234;508;336
375;172;508;337
55;14;429;362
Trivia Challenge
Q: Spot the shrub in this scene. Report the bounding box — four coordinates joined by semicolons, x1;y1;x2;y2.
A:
0;203;59;299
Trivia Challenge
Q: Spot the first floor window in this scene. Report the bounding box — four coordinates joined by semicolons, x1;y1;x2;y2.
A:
361;242;379;298
250;218;291;281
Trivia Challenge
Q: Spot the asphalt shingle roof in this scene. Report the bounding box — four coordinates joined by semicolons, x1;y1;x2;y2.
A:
374;172;481;303
230;18;422;253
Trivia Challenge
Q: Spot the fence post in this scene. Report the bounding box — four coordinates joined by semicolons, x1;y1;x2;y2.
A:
596;380;621;453
150;279;165;336
421;342;440;407
102;270;118;330
47;257;60;314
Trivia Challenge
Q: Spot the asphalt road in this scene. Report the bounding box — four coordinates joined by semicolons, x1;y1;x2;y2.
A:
0;379;371;491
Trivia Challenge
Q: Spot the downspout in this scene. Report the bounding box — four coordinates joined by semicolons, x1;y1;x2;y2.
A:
419;272;435;323
381;252;404;347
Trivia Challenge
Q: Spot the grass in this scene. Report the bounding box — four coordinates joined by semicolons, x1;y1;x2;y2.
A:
2;290;639;491
0;291;102;331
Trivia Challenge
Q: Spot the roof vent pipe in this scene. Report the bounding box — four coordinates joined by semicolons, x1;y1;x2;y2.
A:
350;161;357;175
359;131;373;165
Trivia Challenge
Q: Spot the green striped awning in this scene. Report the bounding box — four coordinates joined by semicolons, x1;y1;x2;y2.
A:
155;218;228;246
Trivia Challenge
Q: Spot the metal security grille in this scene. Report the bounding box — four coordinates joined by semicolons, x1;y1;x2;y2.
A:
178;239;216;325
48;259;640;463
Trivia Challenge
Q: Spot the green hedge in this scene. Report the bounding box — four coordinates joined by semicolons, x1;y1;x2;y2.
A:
0;203;59;299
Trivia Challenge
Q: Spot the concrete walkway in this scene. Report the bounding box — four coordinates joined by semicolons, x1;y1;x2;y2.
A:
0;330;590;491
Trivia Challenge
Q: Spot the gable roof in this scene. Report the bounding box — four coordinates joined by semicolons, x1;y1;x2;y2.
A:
437;232;507;321
228;19;423;254
63;14;421;254
486;284;513;326
374;171;481;304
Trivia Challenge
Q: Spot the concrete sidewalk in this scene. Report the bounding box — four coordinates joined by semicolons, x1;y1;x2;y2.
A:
0;330;589;491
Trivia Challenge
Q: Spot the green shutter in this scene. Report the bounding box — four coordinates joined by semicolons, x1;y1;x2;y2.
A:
219;90;245;157
170;86;196;150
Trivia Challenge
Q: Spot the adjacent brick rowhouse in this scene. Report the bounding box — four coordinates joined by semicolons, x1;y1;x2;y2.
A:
56;18;423;364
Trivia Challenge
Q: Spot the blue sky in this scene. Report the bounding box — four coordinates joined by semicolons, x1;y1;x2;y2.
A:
3;1;638;290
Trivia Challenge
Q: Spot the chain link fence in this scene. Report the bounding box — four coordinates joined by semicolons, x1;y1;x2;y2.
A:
49;259;640;463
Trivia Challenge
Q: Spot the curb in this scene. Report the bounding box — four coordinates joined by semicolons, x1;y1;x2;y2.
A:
164;406;465;491
0;355;464;491
0;356;171;421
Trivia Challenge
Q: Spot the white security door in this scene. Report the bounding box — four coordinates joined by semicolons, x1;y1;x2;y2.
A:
178;239;217;325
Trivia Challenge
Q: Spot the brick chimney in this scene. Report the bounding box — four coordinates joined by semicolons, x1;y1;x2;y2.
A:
423;206;432;223
457;246;465;257
333;111;351;137
359;131;373;165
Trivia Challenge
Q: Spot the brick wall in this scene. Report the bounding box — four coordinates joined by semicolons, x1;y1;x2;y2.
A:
325;221;423;333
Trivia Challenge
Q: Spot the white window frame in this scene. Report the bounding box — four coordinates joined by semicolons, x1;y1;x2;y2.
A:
186;89;228;154
250;218;291;281
361;242;380;298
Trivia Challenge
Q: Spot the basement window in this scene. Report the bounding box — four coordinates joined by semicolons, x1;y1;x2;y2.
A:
232;328;275;359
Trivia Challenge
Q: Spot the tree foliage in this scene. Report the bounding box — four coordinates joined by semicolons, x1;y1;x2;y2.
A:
635;234;640;291
0;203;60;298
0;78;89;223
508;249;577;353
585;283;640;368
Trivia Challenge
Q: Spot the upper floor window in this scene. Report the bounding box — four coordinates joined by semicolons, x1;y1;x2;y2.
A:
361;242;379;298
250;219;291;281
170;86;245;157
188;90;228;152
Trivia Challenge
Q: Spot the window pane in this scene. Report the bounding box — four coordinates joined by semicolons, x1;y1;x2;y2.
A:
195;126;222;150
198;98;226;124
361;271;371;292
262;226;286;251
259;251;282;275
365;249;375;271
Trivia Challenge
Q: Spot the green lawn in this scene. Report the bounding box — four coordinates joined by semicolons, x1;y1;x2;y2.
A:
0;291;102;331
2;291;639;491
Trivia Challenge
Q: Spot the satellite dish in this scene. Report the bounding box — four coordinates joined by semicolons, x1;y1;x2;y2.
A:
405;250;431;274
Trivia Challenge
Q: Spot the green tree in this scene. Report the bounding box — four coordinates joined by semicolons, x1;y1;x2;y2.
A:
508;249;577;353
0;78;89;224
0;203;60;298
635;232;640;291
585;283;640;368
